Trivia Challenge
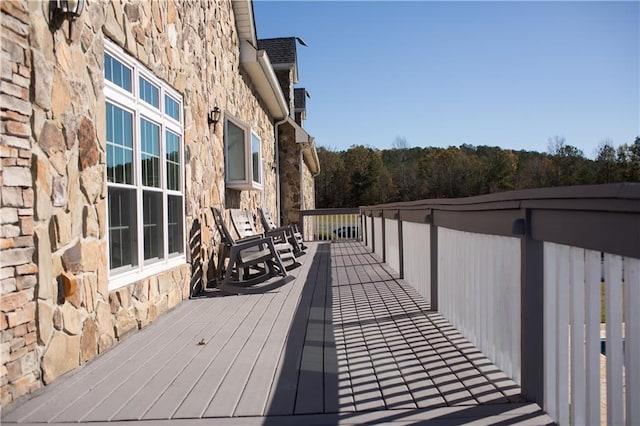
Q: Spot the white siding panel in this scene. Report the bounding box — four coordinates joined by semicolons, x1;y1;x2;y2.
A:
401;221;430;302
384;218;400;274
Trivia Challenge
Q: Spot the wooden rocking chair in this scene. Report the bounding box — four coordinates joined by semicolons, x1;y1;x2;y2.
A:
211;207;287;287
258;207;307;253
229;209;300;269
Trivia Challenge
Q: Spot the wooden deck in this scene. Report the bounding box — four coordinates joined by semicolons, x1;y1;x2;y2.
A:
3;242;552;425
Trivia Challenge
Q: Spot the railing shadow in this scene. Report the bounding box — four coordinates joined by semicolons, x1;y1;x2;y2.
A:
263;241;552;426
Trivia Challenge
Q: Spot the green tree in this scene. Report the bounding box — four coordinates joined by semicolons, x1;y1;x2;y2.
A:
595;139;620;183
315;147;349;207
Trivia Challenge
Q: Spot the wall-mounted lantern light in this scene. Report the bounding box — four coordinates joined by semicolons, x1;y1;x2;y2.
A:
50;0;85;40
208;106;221;129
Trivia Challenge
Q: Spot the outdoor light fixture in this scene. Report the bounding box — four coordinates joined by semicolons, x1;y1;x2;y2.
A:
208;106;221;129
50;0;85;40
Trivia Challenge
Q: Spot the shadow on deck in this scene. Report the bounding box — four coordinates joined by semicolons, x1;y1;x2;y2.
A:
3;242;552;425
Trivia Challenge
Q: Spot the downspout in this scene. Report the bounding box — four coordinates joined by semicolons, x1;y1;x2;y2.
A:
274;117;288;226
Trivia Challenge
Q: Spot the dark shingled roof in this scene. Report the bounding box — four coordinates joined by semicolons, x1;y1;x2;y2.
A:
294;88;306;110
257;37;297;65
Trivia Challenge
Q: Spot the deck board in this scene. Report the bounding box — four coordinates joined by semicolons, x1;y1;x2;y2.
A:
3;241;552;426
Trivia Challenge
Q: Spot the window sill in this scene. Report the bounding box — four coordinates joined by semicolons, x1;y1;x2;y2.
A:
108;255;187;291
226;181;264;191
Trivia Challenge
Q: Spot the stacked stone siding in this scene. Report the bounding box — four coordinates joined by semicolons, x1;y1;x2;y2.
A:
1;0;39;405
1;0;279;407
278;124;316;235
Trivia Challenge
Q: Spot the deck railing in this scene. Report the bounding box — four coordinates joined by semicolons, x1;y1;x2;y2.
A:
299;208;361;241
361;183;640;426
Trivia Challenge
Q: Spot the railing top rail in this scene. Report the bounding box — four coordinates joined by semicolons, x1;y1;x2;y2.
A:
361;183;640;215
359;183;640;258
301;208;361;216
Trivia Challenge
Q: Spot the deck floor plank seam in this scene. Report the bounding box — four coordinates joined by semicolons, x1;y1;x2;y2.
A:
171;290;281;419
233;243;320;417
264;243;326;416
110;295;259;421
141;293;265;420
12;299;217;424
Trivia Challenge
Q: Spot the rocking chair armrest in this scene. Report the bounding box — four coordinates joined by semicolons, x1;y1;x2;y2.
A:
236;234;264;243
267;225;294;235
265;228;289;240
234;236;274;251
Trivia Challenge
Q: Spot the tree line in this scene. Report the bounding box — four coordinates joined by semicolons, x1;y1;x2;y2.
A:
314;136;640;208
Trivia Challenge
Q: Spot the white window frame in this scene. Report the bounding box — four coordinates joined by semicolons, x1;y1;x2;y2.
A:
104;40;186;290
224;114;263;191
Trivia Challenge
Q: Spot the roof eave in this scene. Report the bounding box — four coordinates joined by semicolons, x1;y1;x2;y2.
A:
231;0;257;47
285;117;320;176
240;40;289;120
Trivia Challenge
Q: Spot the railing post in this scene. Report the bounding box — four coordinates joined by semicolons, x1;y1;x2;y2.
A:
398;214;404;279
371;213;375;253
381;213;386;263
430;216;438;311
519;209;544;405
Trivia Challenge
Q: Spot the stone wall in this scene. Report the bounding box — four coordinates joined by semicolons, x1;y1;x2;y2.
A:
1;0;279;407
300;152;316;238
1;0;39;405
278;123;316;235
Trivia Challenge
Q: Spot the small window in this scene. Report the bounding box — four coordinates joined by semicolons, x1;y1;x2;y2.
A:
139;76;159;108
165;95;180;121
224;115;263;191
104;53;132;92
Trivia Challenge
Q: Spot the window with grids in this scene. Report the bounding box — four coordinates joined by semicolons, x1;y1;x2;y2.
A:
104;42;185;286
225;115;263;191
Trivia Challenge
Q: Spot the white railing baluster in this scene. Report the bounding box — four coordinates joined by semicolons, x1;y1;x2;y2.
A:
605;254;624;426
544;243;559;422
510;238;521;385
625;257;640;426
487;233;495;364
556;244;570;426
585;249;601;426
570;247;586;425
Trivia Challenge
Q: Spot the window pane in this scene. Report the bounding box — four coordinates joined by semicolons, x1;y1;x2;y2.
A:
104;53;132;92
252;133;261;184
165;95;180;121
167;195;184;255
139;76;159;108
143;191;164;261
140;118;161;187
226;120;246;181
166;130;181;191
108;187;138;270
106;103;134;184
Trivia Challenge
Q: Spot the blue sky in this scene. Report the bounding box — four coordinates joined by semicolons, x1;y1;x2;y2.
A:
253;1;639;158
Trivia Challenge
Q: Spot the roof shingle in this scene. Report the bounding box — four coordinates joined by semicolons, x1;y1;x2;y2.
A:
257;37;297;65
